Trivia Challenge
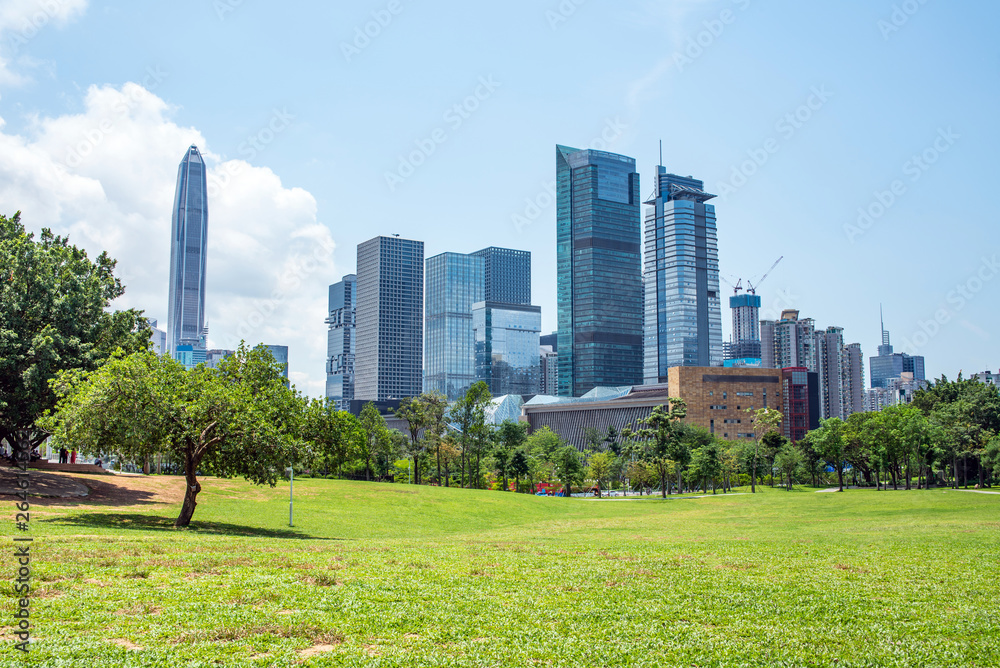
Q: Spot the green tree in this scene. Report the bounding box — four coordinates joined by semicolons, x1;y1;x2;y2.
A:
583;427;603;452
357;402;390;481
395;396;430;485
587;450;615;498
420;392;449;484
495;421;528;491
813;417;847;492
450;382;492;488
761;431;788;487
509;449;530;493
42;345;302;527
746;408;783;493
302;399;365;476
0;212;150;457
689;440;722;494
636;399;688;498
554;446;585;497
774;443;804;491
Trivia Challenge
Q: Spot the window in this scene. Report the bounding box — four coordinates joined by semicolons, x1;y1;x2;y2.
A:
736;392;753;397
709;405;727;410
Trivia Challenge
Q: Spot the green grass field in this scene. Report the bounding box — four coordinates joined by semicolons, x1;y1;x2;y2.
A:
5;476;1000;667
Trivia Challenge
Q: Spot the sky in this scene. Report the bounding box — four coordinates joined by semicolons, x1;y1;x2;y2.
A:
0;0;997;396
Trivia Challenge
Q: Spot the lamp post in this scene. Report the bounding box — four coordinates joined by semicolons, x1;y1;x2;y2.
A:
286;467;294;527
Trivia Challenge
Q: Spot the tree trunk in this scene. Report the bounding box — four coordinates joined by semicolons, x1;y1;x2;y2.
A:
436;444;441;485
461;447;466;489
660;471;667;499
176;450;202;528
677;468;683;496
837;465;844;492
751;454;757;494
953;454;959;489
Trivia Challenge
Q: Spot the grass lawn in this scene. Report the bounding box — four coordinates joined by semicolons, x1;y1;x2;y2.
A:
4;474;999;667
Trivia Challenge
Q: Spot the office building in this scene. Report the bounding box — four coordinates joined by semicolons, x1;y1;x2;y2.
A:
425;254;484;400
724;294;762;362
522;367;784;451
473;301;542;396
147;319;167;356
355;236;424;401
556;145;644;397
761;310;817;371
167;145;209;365
866;372;929;411
842;343;866;417
471;247;531;305
644;168;723;383
264;345;289;379
326;275;357;410
540;345;559;396
782;367;820;443
870;317;925;389
976;370;998;387
205;349;233;369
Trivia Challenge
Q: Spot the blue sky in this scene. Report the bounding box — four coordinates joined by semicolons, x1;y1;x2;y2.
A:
1;0;997;394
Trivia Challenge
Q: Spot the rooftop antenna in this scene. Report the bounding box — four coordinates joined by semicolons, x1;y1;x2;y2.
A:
659;140;662;167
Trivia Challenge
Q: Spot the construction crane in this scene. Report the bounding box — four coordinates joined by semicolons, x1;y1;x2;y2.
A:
718;274;744;296
747;256;783;295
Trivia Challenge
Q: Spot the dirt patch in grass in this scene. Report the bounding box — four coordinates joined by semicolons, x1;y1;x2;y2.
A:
110;638;143;650
26;472;184;510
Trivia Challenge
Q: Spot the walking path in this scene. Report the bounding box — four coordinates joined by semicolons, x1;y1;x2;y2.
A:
954;489;1000;495
816;488;842;493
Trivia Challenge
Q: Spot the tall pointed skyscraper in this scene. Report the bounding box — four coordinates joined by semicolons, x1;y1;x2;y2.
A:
167;145;209;366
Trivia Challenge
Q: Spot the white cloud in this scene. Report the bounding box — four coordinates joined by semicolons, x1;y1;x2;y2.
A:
0;82;338;397
0;0;88;86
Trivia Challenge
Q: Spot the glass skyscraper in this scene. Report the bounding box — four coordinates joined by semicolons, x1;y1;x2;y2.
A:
471;247;531;305
326;275;357;410
425;253;484;400
264;345;289;379
556;145;644;397
870;317;925;388
643;167;723;383
355;236;424;401
473;301;542;396
167;145;209;363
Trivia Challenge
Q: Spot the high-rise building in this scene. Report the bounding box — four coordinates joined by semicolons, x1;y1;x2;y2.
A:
556;145;644;397
424;254;484;400
816;326;845;421
326;275;357;410
355;236;424;401
147;318;167;356
471;247;531;305
870;316;925;389
473;301;542;396
976;370;998;387
264;345;289;379
205;349;233;369
842;343;866;417
762;310;817;371
724;293;763;362
782;367;820;443
540;345;559;395
167;145;209;365
644;168;723;383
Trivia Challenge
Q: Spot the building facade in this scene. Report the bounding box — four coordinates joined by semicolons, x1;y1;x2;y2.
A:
761;310;817;371
557;145;644;397
816;326;845;421
540;345;559;396
355;236;424;401
147;319;167;356
471;247;531;305
644;169;723;382
167;145;209;365
205;349;233;369
424;253;483;400
842;342;866;416
264;345;289;379
724;293;763;362
782;367;820;443
473;301;542;396
870;324;926;389
326;275;357;409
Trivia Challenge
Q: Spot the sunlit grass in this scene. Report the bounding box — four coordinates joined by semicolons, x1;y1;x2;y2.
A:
5;478;999;667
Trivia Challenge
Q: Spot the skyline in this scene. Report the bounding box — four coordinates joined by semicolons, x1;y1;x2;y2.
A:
0;0;997;395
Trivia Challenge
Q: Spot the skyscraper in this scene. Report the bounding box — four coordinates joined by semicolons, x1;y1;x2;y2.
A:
643;167;723;383
870;313;925;389
556;145;643;397
264;345;289;379
424;253;484;400
355;236;424;401
761;310;817;371
816;326;845;420
326;275;357;410
473;301;542;396
724;293;763;363
842;342;866;416
168;145;209;363
471;247;532;305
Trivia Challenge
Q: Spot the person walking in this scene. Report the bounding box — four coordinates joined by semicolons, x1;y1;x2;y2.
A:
70;450;77;464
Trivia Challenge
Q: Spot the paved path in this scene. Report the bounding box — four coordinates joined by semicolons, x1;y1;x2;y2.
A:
816;488;842;493
955;489;1000;495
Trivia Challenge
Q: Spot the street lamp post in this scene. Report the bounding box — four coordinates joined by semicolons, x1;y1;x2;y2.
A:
287;467;294;527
